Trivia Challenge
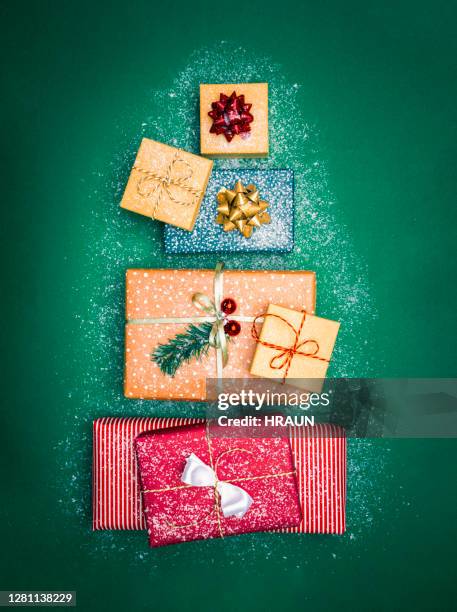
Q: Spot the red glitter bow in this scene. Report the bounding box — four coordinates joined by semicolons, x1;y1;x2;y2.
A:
208;91;254;142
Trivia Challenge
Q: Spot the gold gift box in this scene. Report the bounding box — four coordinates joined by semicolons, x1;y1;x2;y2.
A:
250;304;340;392
120;138;213;231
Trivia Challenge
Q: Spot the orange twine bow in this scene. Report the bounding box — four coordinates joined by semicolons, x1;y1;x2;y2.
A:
251;311;329;383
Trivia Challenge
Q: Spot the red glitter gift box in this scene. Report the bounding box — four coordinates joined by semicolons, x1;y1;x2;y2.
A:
135;422;302;546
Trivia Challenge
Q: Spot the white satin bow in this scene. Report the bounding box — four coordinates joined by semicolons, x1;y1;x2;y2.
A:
181;453;253;518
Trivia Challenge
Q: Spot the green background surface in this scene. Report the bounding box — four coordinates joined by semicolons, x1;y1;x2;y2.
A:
1;1;457;611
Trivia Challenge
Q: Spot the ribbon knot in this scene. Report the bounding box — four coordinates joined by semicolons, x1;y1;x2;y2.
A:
270;338;320;372
134;152;202;220
191;262;229;369
252;311;329;383
181;453;253;519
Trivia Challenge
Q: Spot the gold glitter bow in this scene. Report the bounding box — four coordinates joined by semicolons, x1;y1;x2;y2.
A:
215;180;270;238
134;151;202;220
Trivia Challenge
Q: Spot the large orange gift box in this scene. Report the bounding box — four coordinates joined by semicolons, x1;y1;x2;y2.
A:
125;266;316;401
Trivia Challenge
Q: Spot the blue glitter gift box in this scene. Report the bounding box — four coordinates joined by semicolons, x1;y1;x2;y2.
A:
164;169;294;254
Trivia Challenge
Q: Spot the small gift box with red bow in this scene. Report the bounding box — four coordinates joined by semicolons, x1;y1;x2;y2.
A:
250;304;340;392
135;422;302;546
120;138;213;231
200;84;269;157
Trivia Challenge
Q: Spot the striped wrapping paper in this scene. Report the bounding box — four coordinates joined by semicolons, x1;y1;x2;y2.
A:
93;418;346;534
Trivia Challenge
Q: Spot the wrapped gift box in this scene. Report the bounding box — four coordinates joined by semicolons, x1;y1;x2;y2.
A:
93;417;347;534
200;84;268;157
120;138;213;231
164;169;294;254
135;422;302;546
125;267;315;400
250;304;340;392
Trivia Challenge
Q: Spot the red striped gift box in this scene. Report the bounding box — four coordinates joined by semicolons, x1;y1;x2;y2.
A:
92;417;346;534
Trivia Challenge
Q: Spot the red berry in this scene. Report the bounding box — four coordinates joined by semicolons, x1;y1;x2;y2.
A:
221;298;237;315
224;320;241;337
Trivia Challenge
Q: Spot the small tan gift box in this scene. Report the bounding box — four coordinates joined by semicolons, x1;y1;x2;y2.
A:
120;138;213;231
250;304;340;391
200;83;269;157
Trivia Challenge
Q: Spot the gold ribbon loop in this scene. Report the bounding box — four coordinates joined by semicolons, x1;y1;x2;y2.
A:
191;262;228;367
192;292;217;315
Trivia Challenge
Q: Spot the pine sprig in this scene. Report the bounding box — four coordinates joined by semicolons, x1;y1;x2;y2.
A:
151;322;214;377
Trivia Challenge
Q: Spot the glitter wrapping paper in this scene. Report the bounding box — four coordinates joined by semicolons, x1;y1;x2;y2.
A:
164;169;294;253
134;422;302;546
92;418;346;534
120;138;213;231
124;267;315;400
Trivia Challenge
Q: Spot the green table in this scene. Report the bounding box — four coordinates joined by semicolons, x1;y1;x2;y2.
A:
1;1;456;610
